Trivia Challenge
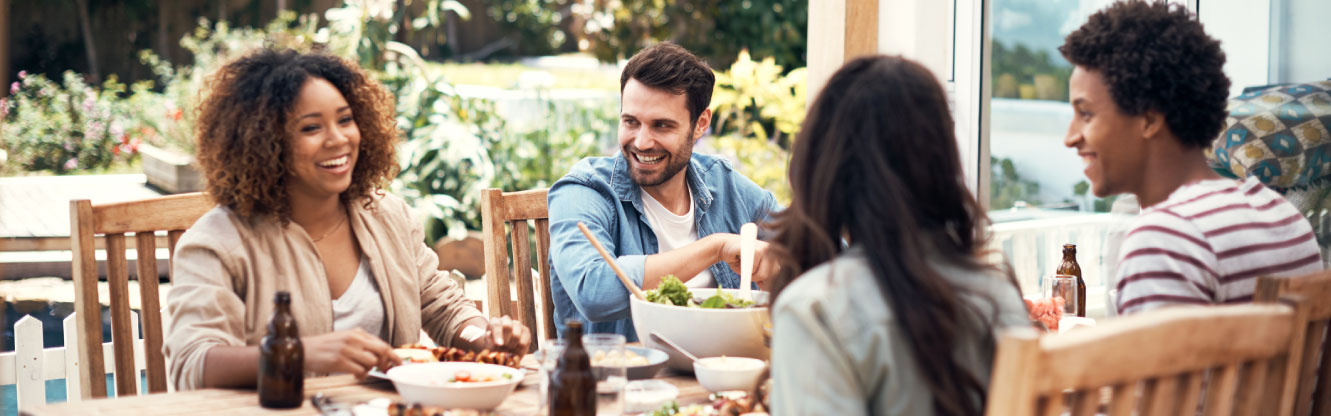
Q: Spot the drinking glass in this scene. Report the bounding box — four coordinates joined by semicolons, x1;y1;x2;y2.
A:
537;338;566;414
1042;274;1080;315
584;333;627;416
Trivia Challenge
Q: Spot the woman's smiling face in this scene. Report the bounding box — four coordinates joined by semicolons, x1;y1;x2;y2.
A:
286;77;360;200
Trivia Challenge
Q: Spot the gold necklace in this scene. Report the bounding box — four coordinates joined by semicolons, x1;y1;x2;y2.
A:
311;212;346;243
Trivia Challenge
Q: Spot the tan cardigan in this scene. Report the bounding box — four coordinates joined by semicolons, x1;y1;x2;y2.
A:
164;193;483;390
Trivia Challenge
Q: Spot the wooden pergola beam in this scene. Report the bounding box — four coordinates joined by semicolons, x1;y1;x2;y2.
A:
807;0;879;103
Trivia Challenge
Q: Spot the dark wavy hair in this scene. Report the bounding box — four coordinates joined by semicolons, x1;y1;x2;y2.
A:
766;56;1017;416
620;42;715;124
1060;0;1230;148
194;49;400;220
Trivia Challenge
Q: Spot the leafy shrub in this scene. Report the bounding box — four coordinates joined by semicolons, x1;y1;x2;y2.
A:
0;71;141;175
708;50;806;204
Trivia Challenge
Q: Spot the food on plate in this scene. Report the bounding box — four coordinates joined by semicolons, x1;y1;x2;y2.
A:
1025;297;1064;331
647;391;768;416
385;401;492;416
393;344;524;368
644;276;762;309
591;349;651;367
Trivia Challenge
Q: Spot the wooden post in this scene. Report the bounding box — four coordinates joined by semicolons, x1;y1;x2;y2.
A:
807;0;879;104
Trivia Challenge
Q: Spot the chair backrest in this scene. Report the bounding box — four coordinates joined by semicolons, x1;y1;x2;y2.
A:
1257;270;1331;416
985;303;1306;416
480;188;555;345
69;192;211;399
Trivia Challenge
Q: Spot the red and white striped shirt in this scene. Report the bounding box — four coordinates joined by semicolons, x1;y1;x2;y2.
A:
1115;177;1322;315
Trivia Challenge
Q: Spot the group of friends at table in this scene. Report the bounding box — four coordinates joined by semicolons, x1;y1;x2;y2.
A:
158;1;1323;415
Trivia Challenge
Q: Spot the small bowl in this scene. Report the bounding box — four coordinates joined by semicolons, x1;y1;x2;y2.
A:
623;379;680;413
692;356;767;393
385;361;524;409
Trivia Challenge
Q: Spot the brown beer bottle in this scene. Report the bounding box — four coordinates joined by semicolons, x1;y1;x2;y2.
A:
549;320;596;416
1057;244;1087;317
259;291;304;408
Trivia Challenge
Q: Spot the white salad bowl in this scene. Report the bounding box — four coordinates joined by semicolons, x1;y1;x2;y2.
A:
630;288;771;371
385;361;524;409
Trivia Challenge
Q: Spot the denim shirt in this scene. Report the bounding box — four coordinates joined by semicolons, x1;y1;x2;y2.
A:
547;152;779;340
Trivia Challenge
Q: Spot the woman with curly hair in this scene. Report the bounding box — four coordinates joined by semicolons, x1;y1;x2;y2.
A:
164;49;530;390
765;56;1029;415
1060;1;1319;315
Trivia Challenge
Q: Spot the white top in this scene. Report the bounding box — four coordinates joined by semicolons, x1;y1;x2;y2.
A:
640;186;715;288
1114;177;1321;315
332;256;387;339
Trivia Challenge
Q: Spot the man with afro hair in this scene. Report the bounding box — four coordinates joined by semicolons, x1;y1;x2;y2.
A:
1060;1;1320;315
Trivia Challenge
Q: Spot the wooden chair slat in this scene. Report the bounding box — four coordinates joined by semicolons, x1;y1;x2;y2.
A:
134;232;168;393
1295;320;1329;416
1203;364;1240;416
1315;323;1331;416
1177;370;1206;416
1106;382;1137;416
92;193;212;234
510;220;538;351
1140;376;1177;416
1234;359;1269;416
1038;394;1064;416
104;233;137;396
167;230;185;285
70;200;106;399
500;189;550;221
481;189;513;318
1069;389;1099;416
534;218;555;341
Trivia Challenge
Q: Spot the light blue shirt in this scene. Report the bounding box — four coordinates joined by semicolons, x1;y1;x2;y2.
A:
547;152;778;340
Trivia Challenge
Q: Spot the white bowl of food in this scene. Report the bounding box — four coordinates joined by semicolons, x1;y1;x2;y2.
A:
630;276;771;371
693;356;768;393
385;361;524;409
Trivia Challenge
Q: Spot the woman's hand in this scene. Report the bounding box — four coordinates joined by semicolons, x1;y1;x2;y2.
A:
303;329;401;378
458;316;532;354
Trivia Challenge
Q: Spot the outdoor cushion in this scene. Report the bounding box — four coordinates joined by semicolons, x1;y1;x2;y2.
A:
1209;80;1331;191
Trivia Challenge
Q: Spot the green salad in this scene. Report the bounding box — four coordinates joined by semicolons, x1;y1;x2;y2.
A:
644;275;757;309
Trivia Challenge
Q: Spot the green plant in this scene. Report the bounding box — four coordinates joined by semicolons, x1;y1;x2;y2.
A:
0;71;140;175
989;156;1042;210
708;50;806;205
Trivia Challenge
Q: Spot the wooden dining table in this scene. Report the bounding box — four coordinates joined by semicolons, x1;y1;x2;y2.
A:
19;370;711;416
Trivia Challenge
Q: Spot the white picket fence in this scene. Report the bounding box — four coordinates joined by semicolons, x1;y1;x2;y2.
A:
1;310;171;412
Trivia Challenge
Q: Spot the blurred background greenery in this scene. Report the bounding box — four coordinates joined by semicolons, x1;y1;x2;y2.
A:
0;0;807;245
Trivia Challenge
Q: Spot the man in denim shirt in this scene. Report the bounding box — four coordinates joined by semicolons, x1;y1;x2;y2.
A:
547;43;781;340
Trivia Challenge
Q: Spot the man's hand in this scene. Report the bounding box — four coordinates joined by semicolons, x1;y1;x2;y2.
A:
718;236;779;287
303;329;401;379
458;316;533;354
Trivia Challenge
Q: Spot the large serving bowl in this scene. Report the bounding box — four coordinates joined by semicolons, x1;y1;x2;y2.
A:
630;288;771;371
385;361;524;409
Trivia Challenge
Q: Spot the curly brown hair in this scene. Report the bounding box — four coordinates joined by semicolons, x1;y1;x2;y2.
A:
1060;1;1230;148
195;49;400;220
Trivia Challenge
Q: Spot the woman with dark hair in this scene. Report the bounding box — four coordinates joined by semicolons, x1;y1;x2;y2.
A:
164;49;530;390
766;56;1028;415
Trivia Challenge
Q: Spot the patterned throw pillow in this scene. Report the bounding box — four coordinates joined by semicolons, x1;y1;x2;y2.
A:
1208;80;1331;191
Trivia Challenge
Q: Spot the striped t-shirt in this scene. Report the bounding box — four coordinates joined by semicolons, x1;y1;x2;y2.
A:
1114;177;1322;315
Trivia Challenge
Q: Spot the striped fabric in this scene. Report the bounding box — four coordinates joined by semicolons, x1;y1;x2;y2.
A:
1115;177;1322;315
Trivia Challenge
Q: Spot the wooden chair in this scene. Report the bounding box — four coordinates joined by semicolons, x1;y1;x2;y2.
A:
70;192;212;399
985;303;1307;416
480;188;555;346
1257;270;1331;416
